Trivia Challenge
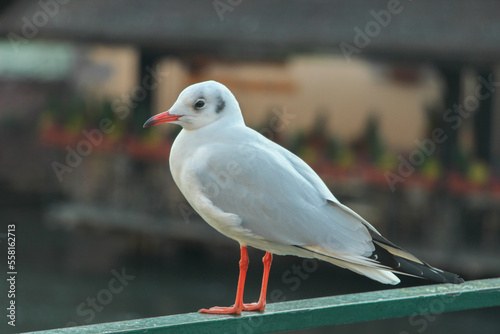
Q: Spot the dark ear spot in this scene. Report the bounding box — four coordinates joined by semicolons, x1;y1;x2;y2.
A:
216;96;226;113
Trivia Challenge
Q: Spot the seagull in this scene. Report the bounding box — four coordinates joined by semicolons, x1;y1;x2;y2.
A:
143;80;464;315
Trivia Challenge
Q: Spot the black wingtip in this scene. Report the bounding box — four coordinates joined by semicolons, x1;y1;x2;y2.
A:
370;242;465;284
392;255;464;284
442;271;465;284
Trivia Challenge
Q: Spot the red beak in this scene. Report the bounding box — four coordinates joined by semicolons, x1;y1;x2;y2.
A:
143;111;181;128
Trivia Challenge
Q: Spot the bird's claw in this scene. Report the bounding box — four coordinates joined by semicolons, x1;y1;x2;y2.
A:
199;305;243;315
198;301;266;314
243;301;266;312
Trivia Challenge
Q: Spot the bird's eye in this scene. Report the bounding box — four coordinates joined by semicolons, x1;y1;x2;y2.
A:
194;99;206;109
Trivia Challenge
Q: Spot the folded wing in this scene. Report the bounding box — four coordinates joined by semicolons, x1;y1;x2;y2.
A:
194;130;463;284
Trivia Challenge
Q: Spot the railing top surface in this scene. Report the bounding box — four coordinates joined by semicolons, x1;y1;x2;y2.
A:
27;277;500;334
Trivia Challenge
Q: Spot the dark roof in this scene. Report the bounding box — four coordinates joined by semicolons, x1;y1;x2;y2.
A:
1;0;500;64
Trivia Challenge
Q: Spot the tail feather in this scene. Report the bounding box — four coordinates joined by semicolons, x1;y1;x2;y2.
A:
347;264;401;285
294;230;464;285
302;248;401;285
370;234;464;284
328;200;464;284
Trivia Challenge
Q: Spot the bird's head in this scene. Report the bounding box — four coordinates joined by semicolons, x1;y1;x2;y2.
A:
143;80;243;130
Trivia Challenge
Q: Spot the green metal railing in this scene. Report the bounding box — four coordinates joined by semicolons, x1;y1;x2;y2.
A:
28;278;500;334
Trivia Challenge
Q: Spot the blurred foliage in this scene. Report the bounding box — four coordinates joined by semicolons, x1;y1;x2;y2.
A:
37;96;499;194
38;94;178;147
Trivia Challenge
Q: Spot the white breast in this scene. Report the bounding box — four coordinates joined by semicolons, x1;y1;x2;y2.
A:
169;129;261;244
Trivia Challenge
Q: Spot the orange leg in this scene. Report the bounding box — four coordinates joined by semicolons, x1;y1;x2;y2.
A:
199;246;250;315
244;252;273;311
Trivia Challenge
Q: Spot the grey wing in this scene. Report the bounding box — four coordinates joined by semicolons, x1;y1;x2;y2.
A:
194;139;376;258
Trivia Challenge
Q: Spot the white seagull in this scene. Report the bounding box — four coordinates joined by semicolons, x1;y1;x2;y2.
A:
143;80;463;315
